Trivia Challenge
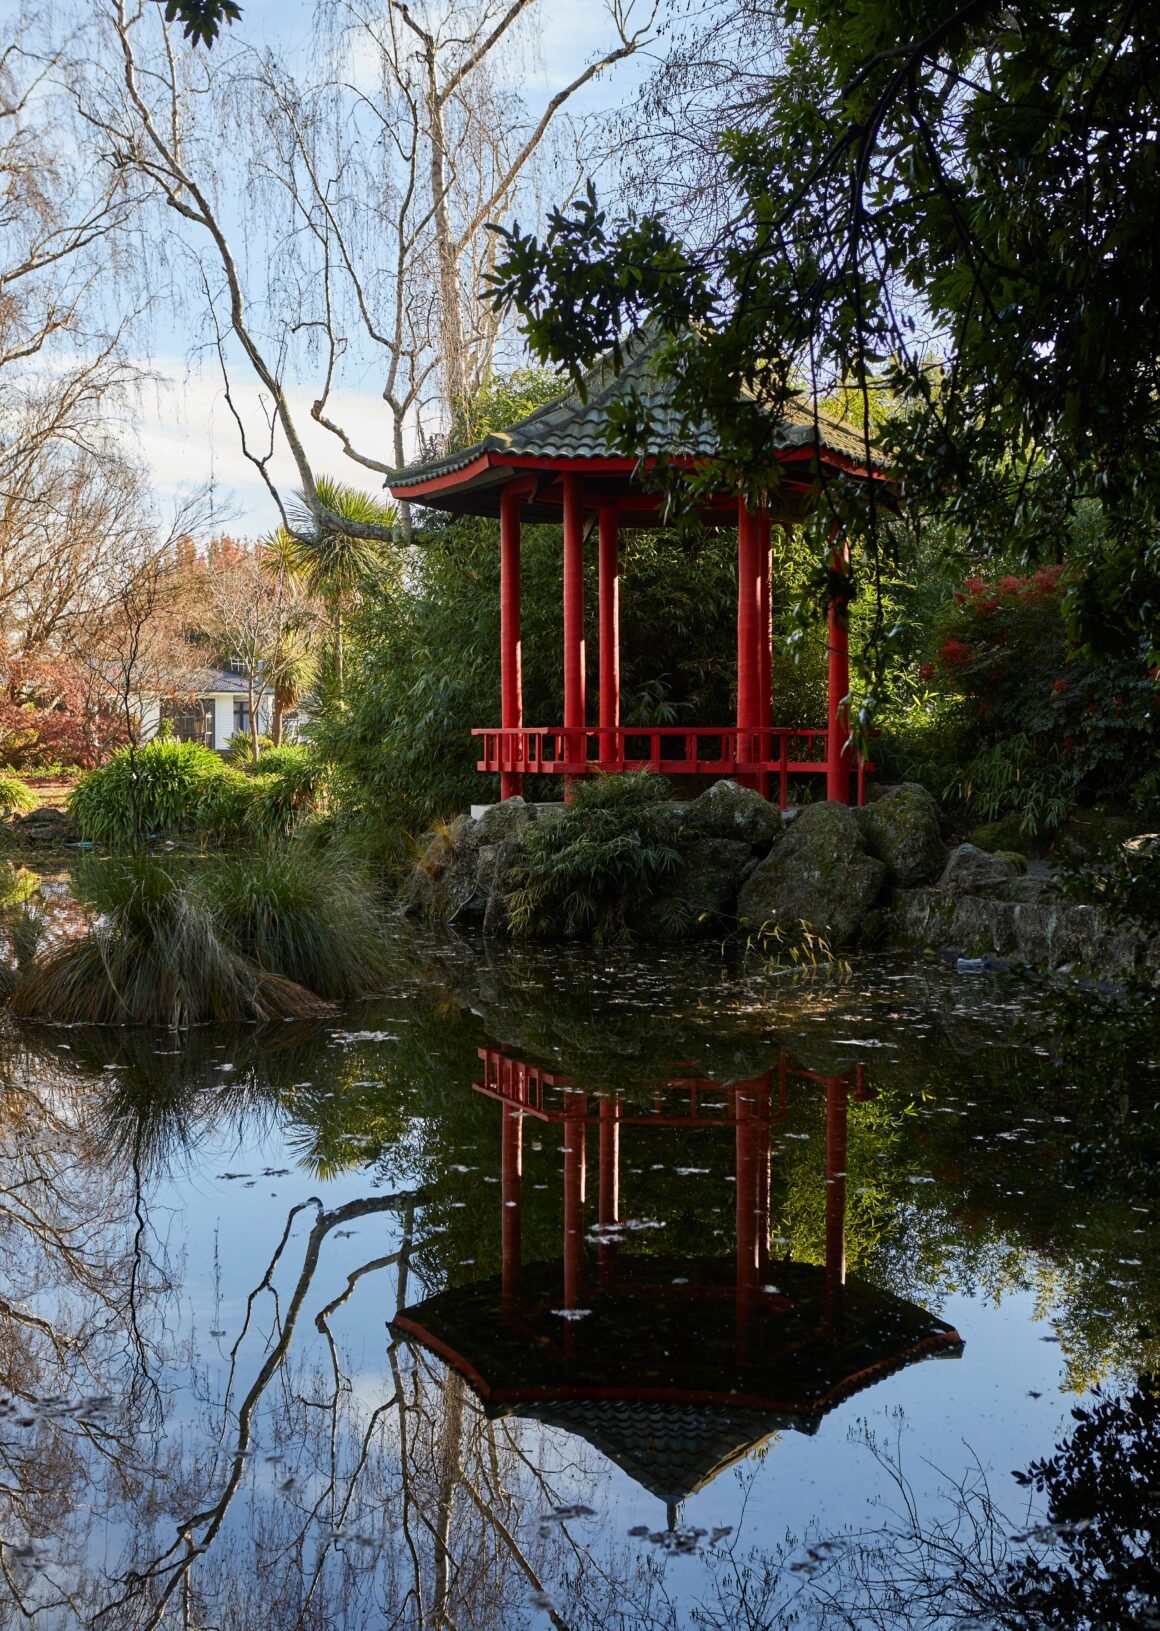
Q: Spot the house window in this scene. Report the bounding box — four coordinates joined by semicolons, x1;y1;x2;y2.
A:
162;700;214;747
233;699;250;737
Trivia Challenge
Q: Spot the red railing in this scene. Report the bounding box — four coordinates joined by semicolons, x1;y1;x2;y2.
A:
473;1047;873;1123
472;724;872;807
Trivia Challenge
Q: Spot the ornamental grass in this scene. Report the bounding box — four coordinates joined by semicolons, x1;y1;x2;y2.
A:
7;846;389;1026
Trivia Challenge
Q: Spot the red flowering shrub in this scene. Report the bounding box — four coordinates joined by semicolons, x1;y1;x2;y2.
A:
920;561;1160;826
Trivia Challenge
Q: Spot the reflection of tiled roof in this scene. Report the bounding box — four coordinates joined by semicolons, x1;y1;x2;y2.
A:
389;329;883;510
525;1399;783;1508
391;1255;962;1507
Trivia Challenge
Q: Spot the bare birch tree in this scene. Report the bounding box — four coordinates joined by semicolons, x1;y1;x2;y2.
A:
71;0;658;541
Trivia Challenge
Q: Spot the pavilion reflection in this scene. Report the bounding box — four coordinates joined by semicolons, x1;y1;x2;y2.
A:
392;1049;963;1528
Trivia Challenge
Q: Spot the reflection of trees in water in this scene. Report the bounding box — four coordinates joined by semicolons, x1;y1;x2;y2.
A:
0;1131;594;1629
0;1048;175;1622
549;1380;1160;1631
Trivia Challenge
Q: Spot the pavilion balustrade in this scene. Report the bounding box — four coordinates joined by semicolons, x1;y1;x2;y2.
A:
472;723;872;810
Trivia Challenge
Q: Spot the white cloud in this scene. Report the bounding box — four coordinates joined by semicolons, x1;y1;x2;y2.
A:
133;357;401;538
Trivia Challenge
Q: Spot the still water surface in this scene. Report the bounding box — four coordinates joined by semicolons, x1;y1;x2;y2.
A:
1;929;1156;1628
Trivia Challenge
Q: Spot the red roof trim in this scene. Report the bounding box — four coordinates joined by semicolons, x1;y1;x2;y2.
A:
390;443;886;503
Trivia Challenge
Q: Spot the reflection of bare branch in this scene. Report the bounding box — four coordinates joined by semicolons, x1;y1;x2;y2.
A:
102;1189;421;1629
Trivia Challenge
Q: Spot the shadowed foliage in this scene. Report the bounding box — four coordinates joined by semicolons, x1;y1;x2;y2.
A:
506;773;681;942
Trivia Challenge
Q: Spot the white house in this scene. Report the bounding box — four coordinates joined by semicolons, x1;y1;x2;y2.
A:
139;665;276;753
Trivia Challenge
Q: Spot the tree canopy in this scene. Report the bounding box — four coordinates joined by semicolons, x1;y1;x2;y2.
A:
488;1;1160;656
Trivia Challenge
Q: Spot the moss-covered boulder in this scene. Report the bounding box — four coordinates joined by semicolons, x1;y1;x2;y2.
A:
633;836;753;939
856;782;944;886
939;843;1019;892
682;778;783;849
736;801;887;947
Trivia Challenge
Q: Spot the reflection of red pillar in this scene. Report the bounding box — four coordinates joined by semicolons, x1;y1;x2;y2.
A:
501;1106;523;1312
735;1088;760;1362
823;1073;849;1331
563;475;586;792
598;1095;620;1284
755;1073;771;1275
826;543;851;804
499;485;523;800
564;1092;588;1308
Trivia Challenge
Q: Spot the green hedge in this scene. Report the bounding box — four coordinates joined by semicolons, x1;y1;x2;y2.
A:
71;740;327;844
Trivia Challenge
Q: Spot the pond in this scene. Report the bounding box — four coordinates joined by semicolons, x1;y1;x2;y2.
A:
0;925;1156;1629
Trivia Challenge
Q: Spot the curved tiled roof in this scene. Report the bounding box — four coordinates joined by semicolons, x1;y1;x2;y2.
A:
391;1254;961;1506
388;330;885;518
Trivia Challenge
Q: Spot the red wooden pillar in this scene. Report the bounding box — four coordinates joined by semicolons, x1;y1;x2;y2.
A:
736;499;760;786
598;506;620;771
500;1103;523;1312
822;1071;849;1332
499;485;523;801
756;513;772;799
826;542;851;804
562;475;586;789
563;1090;587;1309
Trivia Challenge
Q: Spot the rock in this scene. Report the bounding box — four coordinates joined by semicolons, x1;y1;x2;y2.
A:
1054;807;1135;858
736;801;887;947
939;843;1018;892
683;779;783;849
634;837;752;939
1124;833;1160;870
889;888;956;948
968;814;1026;853
856;782;944;886
948;895;1018;954
475;797;533;844
402;817;487;921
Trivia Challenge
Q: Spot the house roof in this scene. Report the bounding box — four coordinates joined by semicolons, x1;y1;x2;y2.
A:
388;330;888;523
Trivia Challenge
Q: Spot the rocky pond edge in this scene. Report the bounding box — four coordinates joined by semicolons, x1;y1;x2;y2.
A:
403;779;1157;984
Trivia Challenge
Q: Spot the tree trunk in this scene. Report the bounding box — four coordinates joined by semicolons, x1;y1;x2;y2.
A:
248;676;260;763
334;604;344;702
426;53;468;426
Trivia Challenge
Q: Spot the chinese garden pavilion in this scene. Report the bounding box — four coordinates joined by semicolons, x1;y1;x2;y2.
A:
388;336;890;806
391;1047;963;1530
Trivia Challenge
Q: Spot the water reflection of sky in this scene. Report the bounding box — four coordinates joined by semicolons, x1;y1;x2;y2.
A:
1;935;1156;1627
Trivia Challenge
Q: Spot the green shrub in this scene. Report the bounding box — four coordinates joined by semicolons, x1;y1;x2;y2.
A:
223;733;275;767
243;744;309;776
197;844;394;999
71;741;229;843
196;766;259;839
9;858;327;1025
506;773;681;942
246;751;329;839
0;773;37;818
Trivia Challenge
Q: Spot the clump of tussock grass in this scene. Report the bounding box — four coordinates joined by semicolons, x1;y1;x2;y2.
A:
197;843;394;1000
0;773;37;818
9;858;333;1026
